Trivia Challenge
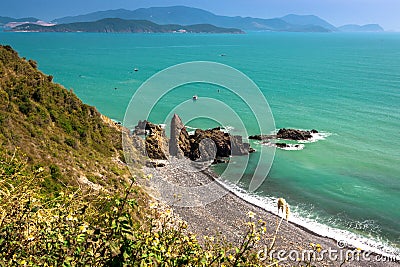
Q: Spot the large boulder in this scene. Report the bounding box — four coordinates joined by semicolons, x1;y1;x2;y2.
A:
187;127;251;161
169;114;190;158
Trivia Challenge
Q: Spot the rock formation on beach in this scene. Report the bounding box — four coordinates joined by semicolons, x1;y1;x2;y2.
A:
169;114;190;158
144;122;169;160
134;114;254;163
249;128;318;141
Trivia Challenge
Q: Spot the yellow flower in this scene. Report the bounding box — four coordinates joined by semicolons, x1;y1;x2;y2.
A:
27;234;35;241
165;209;172;216
79;222;89;232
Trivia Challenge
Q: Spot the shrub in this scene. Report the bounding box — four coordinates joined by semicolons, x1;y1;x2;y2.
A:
0;150;282;266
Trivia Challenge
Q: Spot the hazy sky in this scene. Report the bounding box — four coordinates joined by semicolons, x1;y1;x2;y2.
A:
2;0;400;31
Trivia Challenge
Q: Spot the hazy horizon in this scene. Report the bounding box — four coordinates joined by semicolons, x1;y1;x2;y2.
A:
2;0;400;31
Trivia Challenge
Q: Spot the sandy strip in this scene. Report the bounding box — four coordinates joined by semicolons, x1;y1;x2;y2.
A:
142;159;399;267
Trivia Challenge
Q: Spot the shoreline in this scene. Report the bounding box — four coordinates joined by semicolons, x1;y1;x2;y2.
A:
143;159;400;267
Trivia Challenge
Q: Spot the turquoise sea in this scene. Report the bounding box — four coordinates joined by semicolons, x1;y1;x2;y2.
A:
1;32;399;255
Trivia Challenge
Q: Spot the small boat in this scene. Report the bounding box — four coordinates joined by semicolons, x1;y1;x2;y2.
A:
192;95;198;100
134;68;139;72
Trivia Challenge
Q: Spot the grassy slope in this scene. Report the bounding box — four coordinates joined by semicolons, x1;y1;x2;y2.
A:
0;44;134;192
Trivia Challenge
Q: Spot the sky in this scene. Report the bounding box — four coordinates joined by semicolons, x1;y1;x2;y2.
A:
2;0;400;31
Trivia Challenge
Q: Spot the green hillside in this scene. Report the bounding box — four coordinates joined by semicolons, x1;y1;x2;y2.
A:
0;44;134;192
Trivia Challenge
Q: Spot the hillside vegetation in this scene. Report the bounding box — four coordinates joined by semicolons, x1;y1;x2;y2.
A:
0;44;135;192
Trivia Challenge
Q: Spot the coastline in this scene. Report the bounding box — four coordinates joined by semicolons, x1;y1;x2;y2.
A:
142;159;400;267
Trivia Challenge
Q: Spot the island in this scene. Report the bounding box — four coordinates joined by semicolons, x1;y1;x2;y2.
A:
8;18;244;34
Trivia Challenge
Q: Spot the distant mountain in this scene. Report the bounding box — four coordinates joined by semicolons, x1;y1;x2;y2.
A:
0;16;38;25
338;24;384;32
280;14;337;31
10;18;244;34
52;6;331;32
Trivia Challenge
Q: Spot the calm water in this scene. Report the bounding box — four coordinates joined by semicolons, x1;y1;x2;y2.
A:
1;32;399;254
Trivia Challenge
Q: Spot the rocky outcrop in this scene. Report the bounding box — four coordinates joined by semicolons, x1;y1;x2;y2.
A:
276;128;318;140
249;128;318;141
184;127;252;161
133;120;147;135
169;114;190;158
144;122;169;160
134;115;254;163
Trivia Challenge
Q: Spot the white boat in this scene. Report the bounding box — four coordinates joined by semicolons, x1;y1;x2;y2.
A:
192;95;198;100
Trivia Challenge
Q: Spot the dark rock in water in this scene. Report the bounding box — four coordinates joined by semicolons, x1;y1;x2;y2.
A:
248;135;263;140
169;114;190;158
145;122;169;160
276;128;313;140
249;128;318;141
275;142;289;148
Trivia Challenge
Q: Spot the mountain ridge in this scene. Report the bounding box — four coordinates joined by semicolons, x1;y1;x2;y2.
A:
51;6;335;32
338;23;384;32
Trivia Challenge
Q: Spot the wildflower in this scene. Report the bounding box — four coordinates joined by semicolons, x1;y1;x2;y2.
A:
149;202;157;209
79;222;89;233
165;209;172;216
27;234;35;241
247;211;256;218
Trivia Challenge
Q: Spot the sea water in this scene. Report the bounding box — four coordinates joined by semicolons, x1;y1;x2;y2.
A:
1;31;399;255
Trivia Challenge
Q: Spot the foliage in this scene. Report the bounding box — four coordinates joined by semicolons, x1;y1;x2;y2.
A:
0;149;279;266
0;44;131;192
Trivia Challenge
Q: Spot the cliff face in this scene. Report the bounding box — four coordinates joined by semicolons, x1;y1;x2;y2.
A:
0;45;133;191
